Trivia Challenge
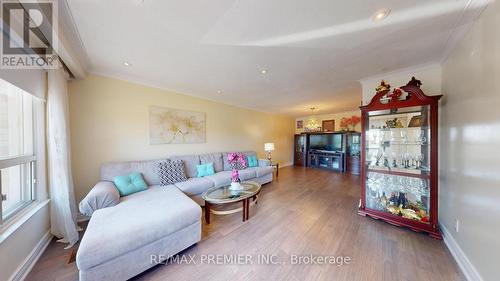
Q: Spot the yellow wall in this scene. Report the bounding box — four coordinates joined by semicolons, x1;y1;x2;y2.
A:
295;110;361;134
69;74;295;201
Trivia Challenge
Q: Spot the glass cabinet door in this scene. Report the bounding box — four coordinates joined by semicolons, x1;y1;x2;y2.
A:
331;157;340;169
318;155;329;168
364;105;431;223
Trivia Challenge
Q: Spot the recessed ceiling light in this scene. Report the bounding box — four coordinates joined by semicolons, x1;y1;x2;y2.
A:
217;90;222;94
260;69;267;74
123;61;131;67
372;8;390;22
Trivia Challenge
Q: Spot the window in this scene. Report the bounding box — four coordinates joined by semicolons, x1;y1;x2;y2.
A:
0;79;37;223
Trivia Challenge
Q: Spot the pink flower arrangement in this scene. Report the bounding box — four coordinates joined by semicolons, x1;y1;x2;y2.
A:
231;170;240;183
227;152;247;169
227;152;238;162
227;152;247;182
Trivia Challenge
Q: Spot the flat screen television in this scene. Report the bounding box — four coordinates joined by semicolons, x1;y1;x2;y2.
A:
309;134;343;152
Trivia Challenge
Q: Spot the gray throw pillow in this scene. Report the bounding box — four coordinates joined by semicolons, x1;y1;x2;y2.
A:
157;160;187;185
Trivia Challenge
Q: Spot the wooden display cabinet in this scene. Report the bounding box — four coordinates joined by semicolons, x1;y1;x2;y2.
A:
358;78;442;239
346;132;361;175
294;134;307;166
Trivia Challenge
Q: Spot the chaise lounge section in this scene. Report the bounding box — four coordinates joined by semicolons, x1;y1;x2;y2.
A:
77;151;272;281
77;185;200;281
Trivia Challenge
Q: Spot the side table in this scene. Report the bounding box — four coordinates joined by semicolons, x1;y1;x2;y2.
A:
270;162;279;177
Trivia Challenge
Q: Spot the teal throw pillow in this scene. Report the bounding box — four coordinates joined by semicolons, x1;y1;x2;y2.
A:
113;172;147;197
197;162;215;177
247;155;258;167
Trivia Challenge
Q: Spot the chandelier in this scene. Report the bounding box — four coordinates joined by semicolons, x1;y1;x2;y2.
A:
305;107;321;131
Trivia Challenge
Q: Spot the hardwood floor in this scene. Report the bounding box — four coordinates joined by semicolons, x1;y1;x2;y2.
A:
26;167;464;281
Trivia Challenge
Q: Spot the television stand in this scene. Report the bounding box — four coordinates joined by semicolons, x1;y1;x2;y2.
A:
308;150;345;172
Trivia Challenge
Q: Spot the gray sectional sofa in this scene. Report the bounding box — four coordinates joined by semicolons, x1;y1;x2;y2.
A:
76;151;273;281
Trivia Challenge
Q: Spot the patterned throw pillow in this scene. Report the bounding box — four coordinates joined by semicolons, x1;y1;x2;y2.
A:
227;152;248;170
157;160;187;185
229;161;246;170
234;161;246;170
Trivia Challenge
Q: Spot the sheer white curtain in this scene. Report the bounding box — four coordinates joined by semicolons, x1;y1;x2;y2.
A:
47;68;79;248
34;98;47;200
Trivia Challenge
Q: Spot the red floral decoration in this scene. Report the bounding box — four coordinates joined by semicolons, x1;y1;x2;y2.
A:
351;115;361;126
340;116;361;131
388;88;403;102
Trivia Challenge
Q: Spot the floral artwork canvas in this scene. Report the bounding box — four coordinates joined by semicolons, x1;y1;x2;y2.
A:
149;106;205;144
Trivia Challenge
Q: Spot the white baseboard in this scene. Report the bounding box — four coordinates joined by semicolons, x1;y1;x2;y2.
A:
9;231;53;281
280;162;293;168
440;224;483;281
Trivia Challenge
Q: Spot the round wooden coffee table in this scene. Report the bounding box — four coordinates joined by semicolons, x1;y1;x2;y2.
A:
202;181;261;224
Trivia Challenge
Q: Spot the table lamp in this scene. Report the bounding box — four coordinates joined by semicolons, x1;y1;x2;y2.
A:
264;143;275;161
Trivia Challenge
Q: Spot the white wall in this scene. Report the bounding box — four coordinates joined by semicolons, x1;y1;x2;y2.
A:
440;1;500;280
359;63;442;105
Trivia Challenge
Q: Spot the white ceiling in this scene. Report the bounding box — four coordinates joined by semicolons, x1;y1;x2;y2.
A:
65;0;488;117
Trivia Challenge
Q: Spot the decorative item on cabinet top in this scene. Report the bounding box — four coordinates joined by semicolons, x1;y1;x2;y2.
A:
375;80;391;93
322;120;335;132
340;115;361;132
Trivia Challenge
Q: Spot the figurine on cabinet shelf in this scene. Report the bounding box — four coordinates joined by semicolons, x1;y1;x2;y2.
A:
385;119;396;128
383;154;390;168
389;192;398;206
386;205;400;215
401;208;419;220
391;153;398;168
398;192;408;208
408;115;423;127
380;192;388;208
385;118;404;128
395;119;404;128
